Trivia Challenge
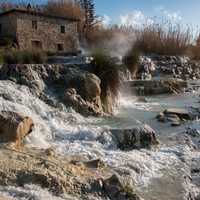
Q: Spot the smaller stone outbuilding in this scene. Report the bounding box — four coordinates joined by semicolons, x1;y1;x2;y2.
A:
0;8;79;53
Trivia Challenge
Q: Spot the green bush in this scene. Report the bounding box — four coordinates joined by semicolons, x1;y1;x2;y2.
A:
32;51;46;64
91;49;120;113
3;51;17;64
2;50;47;64
0;53;4;64
0;37;13;48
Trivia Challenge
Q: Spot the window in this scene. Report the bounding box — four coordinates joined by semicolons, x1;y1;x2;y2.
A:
60;26;65;34
32;20;37;30
32;40;42;49
57;43;64;51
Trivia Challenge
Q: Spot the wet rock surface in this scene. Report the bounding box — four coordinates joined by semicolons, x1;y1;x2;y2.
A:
103;174;141;200
0;61;200;200
0;64;105;116
110;124;159;150
0;147;141;200
0;111;34;148
157;108;193;126
64;88;103;117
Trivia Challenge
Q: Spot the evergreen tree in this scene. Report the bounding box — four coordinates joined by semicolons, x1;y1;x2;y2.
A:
78;0;96;30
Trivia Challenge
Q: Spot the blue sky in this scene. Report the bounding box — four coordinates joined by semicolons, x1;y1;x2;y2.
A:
94;0;200;28
13;0;200;27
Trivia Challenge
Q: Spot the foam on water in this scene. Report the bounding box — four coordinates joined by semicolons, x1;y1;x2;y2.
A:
118;96;160;111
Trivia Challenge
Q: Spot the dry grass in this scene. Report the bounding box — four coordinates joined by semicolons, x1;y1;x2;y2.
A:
84;26;114;48
133;22;193;56
43;0;83;20
85;22;194;57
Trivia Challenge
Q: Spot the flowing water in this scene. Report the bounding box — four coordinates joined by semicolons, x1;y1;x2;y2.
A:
0;80;200;200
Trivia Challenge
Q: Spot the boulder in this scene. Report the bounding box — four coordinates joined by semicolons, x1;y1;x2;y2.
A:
164;108;191;120
64;88;103;116
103;174;123;199
110;124;159;150
84;73;101;101
62;68;103;115
0;111;34;148
103;174;141;200
157;108;192;125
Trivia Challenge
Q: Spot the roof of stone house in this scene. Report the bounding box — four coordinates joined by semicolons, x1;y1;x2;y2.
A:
0;8;80;22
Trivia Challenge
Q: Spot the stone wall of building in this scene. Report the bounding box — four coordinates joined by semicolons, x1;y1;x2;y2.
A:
15;13;79;52
0;14;17;38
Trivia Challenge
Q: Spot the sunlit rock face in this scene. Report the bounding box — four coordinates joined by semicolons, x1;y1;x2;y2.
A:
0;111;34;148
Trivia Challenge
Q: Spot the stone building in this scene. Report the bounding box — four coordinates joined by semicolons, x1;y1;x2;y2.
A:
0;9;79;53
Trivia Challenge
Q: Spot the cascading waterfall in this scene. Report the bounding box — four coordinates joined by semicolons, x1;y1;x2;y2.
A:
0;79;200;200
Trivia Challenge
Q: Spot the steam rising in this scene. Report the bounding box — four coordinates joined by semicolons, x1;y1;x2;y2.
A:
106;32;136;60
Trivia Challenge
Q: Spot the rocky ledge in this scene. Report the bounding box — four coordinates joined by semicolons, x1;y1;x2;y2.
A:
0;64;112;117
0;146;142;200
156;108;193;126
124;79;187;96
140;56;200;80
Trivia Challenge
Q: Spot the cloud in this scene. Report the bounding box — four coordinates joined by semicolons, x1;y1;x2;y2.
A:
101;15;111;27
102;7;182;28
120;10;153;27
155;6;182;22
164;11;182;21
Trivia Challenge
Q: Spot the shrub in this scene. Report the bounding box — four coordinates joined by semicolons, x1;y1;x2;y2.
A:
133;22;192;56
0;37;13;48
3;51;18;64
0;53;4;64
91;49;120;113
2;50;47;64
123;48;140;78
32;51;47;64
187;45;200;60
85;21;193;57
